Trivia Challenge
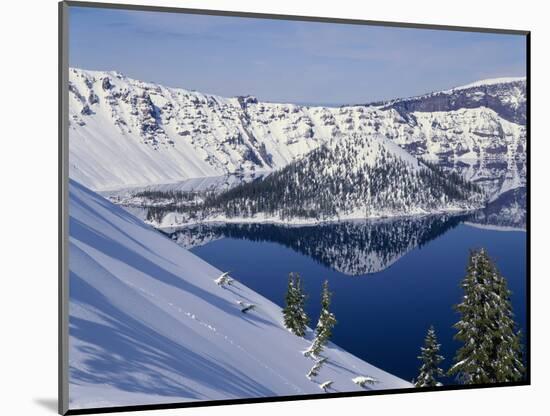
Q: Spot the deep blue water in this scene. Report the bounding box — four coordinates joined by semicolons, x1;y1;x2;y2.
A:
189;221;527;385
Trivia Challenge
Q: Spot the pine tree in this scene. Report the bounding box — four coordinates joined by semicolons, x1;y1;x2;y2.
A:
283;274;297;332
306;280;337;358
293;274;309;336
282;273;309;336
415;325;444;387
448;249;525;384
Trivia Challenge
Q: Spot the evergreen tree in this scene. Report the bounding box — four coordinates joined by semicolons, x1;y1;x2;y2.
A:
306;280;337;357
293;274;309;336
415;325;444;387
448;249;525;384
283;274;297;332
282;273;309;337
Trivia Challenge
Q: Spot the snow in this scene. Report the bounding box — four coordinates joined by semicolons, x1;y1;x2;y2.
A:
352;376;378;387
69;68;525;192
463;222;526;233
214;272;234;287
154;207;475;229
319;381;334;391
101;173;268;198
445;77;526;92
68;179;411;410
402;107;526;163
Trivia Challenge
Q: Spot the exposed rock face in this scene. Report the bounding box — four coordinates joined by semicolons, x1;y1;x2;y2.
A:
467;187;527;230
371;78;526;125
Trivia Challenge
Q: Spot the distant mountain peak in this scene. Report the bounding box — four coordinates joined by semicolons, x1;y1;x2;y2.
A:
445;76;526;92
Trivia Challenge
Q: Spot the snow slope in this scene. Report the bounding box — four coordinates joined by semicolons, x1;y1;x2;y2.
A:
69;68;526;191
68;179;410;409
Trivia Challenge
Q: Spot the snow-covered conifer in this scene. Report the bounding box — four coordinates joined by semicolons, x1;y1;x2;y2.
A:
449;249;525;384
352;376;378;388
319;380;333;392
306;357;327;379
307;280;337;358
415;326;444;387
282;273;309;336
240;303;256;313
214;272;233;287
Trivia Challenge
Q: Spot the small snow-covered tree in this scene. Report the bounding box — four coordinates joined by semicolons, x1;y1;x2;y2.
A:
214;272;233;287
306;361;322;379
306;280;337;358
237;301;256;313
448;249;525;384
282;273;309;337
306;357;327;379
283;274;297;331
352;376;378;388
319;380;333;392
415;325;444;388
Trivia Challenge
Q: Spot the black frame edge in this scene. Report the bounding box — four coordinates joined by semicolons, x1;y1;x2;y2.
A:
65;381;530;415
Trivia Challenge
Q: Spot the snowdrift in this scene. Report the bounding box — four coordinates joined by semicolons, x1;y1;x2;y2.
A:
68;180;410;409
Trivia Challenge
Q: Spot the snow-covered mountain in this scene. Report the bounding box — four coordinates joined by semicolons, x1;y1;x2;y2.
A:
69;68;526;191
371;77;526;125
439;159;526;201
466;187;526;230
151;133;485;226
68;179;410;409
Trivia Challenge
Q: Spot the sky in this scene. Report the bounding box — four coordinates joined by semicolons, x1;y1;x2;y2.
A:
69;6;527;106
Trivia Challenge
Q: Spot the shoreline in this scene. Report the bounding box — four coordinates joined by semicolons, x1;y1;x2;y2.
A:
156;206;478;231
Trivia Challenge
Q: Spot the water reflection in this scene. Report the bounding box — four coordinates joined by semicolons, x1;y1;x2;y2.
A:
169;214;469;276
467;187;526;230
440;160;526;230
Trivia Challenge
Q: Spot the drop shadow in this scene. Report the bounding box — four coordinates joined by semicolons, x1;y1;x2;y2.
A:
33;398;57;413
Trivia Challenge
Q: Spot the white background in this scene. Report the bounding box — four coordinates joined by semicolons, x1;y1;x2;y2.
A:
0;0;547;414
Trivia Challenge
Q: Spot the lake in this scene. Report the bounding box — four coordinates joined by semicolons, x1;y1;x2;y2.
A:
177;215;527;385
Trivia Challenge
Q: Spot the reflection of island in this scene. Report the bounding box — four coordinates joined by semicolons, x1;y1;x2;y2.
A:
467;187;526;230
168;214;468;275
439;160;526;230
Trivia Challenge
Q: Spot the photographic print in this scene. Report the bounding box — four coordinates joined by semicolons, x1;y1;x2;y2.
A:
60;2;529;413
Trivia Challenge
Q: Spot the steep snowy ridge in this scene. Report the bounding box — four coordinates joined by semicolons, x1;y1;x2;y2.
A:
445;77;526;92
440;159;526;201
69;68;526;191
374;77;526;125
391;108;525;162
68;179;410;409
